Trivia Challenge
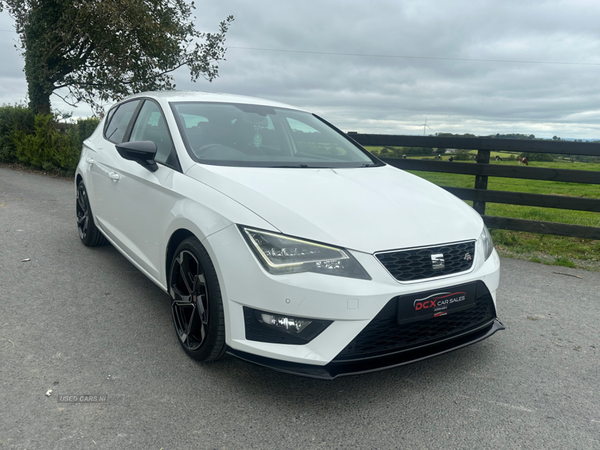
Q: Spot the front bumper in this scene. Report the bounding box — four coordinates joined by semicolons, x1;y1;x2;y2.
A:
204;224;503;373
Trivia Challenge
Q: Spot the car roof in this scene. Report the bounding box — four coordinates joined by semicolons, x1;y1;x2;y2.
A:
122;90;304;112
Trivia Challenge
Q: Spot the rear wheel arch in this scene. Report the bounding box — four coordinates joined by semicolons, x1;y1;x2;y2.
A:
76;179;107;247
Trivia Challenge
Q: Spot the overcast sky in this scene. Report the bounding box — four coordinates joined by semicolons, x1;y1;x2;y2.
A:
3;0;600;139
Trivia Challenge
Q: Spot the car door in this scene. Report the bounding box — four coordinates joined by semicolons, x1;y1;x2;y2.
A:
94;99;183;283
88;99;141;242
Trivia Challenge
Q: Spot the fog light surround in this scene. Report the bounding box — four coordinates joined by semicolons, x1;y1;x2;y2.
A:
243;307;332;344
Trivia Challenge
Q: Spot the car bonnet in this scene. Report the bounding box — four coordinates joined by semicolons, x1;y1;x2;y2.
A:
185;163;483;253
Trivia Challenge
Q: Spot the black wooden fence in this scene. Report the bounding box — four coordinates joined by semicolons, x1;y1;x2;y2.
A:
348;134;600;240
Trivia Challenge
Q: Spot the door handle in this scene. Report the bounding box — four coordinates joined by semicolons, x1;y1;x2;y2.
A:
108;172;120;182
85;157;94;165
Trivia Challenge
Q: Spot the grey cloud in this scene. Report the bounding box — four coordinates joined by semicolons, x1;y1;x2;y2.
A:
3;0;600;138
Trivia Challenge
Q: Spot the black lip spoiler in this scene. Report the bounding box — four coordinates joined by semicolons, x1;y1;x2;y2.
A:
227;318;505;380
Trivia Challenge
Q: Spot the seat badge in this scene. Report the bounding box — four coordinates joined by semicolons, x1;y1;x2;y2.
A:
431;253;445;270
253;133;263;147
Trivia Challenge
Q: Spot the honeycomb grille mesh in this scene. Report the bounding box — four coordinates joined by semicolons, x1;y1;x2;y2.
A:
376;241;475;282
333;284;495;362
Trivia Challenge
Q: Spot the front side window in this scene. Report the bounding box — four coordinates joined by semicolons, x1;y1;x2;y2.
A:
171;102;380;168
129;101;177;168
104;100;140;144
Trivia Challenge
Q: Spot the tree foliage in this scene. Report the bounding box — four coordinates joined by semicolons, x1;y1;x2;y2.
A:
377;146;434;157
453;150;474;161
0;103;35;162
0;0;233;114
520;152;555;162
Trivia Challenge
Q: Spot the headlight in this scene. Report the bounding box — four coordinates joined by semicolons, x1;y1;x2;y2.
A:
480;224;494;261
240;226;371;280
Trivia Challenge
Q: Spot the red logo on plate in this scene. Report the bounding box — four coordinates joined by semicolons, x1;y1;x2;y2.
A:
413;291;467;312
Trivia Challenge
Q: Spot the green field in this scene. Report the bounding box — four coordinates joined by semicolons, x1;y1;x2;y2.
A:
366;148;600;271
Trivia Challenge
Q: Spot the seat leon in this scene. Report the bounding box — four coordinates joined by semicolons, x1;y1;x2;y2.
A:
75;91;503;379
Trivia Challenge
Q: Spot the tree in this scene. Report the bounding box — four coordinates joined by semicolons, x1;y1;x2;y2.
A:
0;0;233;115
520;152;555;162
453;150;474;161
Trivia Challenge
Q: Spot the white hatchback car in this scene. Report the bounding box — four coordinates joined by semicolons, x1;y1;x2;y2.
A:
75;91;503;379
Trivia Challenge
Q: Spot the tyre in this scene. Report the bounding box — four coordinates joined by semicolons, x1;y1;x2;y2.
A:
168;237;227;362
76;180;107;247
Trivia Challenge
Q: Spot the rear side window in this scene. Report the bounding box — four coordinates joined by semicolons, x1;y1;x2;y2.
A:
104;100;140;143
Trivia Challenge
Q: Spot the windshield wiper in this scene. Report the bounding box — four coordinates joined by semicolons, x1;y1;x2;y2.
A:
266;164;311;168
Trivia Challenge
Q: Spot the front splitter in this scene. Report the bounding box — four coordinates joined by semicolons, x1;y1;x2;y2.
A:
227;318;505;380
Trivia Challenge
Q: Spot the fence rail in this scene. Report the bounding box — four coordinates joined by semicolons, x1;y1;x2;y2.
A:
349;134;600;240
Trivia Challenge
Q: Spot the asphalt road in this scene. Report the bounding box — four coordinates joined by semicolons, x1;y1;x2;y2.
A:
1;166;599;450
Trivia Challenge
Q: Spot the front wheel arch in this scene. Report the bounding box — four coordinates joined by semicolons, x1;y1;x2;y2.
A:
165;228;196;282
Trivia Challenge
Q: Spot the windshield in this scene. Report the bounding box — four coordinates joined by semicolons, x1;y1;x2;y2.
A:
170;102;380;168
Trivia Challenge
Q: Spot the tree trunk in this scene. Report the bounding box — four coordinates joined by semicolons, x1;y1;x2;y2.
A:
23;1;63;116
25;62;53;116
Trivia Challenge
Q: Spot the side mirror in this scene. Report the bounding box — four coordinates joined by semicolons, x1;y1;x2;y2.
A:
115;141;158;172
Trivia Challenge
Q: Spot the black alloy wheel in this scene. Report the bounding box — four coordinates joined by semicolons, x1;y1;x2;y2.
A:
169;237;226;361
76;180;106;247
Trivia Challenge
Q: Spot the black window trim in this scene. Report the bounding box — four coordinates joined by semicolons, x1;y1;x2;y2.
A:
103;98;143;144
105;97;182;173
127;98;182;172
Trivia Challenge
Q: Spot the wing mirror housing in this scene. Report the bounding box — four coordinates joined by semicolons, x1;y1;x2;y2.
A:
115;141;158;172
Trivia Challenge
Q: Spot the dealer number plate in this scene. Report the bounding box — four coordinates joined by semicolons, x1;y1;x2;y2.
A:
397;283;477;325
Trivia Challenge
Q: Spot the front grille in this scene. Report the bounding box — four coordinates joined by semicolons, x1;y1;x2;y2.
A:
333;281;495;362
376;241;475;282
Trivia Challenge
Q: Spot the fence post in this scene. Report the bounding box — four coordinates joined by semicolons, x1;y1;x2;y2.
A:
473;149;490;215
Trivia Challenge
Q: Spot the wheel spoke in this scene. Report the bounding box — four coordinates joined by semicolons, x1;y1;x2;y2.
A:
77;189;87;212
184;304;197;345
196;294;206;317
179;251;198;294
197;293;209;324
200;322;206;342
77;214;88;237
193;272;208;323
172;302;190;343
170;284;191;303
179;265;193;294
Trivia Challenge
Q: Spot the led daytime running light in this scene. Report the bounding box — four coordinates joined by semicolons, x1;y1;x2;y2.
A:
239;226;371;280
480;225;494;261
244;228;348;269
